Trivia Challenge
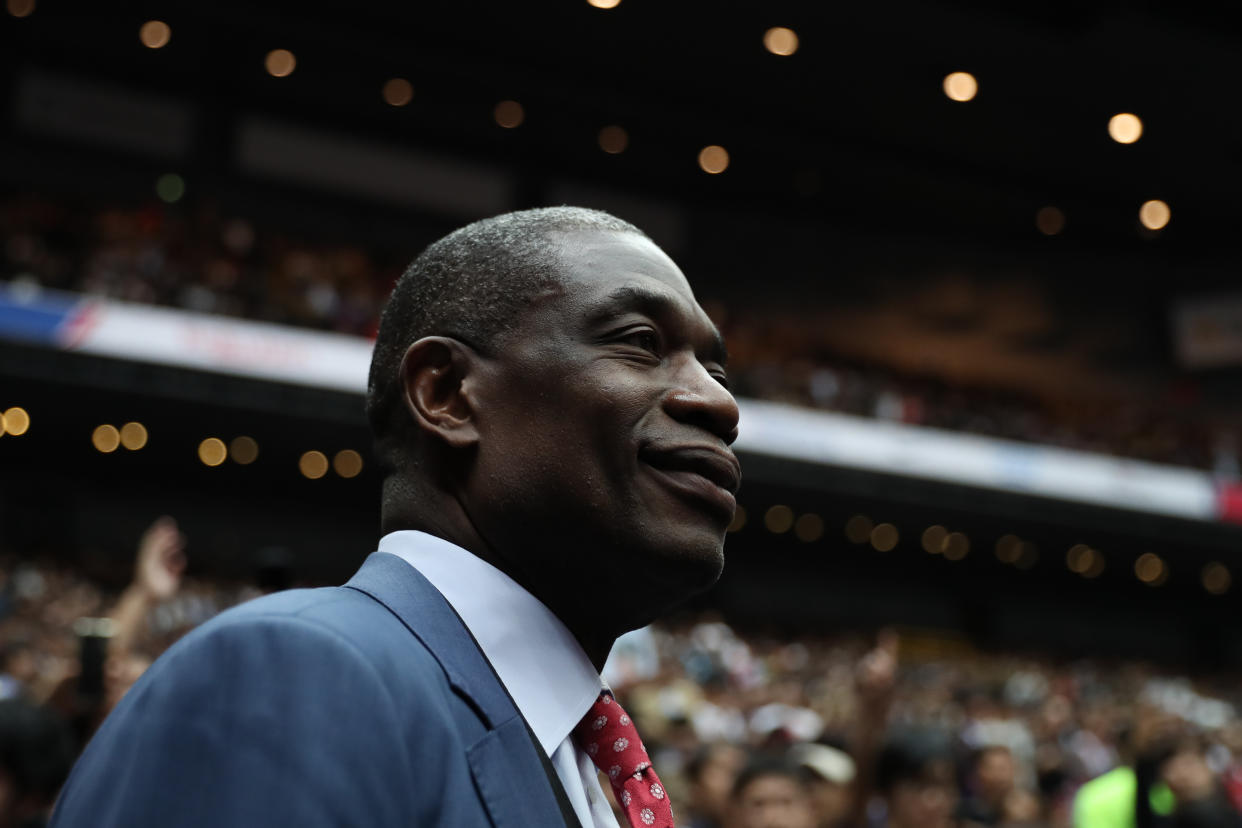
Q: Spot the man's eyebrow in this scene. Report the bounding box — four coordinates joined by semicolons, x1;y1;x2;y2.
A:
590;284;729;366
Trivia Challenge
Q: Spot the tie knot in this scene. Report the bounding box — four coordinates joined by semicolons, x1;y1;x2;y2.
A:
573;693;675;827
573;693;651;781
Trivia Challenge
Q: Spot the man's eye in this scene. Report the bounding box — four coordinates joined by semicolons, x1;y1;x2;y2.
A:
618;329;661;353
712;372;731;390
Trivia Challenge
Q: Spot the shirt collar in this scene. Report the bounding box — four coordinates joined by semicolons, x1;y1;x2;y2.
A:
377;530;603;755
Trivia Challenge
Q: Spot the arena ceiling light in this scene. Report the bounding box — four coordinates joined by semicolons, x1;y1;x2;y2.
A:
1139;199;1170;230
1;406;30;436
265;49;297;78
942;71;977;102
6;0;34;18
299;450;329;479
120;422;148;450
698;145;729;174
139;20;171;49
493;100;524;128
230;436;259;465
92;425;120;453
382;78;413;107
598;125;628;154
333;449;364;478
1108;112;1142;144
198;437;227;466
763;27;799;57
1202;562;1231;595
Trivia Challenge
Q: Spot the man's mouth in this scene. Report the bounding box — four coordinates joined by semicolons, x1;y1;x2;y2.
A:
639;446;741;521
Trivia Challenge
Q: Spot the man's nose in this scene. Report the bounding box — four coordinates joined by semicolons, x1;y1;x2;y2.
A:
663;357;740;445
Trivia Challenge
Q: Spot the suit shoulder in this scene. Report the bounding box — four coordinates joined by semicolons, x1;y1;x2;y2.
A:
152;586;446;700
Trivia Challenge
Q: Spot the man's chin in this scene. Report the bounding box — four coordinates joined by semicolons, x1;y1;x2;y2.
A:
640;531;726;596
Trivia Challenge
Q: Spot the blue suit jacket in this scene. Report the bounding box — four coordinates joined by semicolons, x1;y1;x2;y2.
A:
51;552;580;827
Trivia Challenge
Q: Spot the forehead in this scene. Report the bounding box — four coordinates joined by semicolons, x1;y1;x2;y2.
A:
548;229;699;311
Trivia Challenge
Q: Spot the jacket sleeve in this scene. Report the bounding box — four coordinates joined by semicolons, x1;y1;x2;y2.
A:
50;612;424;828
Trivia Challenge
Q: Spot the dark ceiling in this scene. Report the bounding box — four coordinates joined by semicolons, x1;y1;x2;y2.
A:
4;1;1239;247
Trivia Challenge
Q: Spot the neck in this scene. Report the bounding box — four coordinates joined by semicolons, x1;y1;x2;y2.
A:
382;476;619;672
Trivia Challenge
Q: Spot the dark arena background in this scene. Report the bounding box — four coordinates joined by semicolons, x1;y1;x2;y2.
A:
3;3;1242;827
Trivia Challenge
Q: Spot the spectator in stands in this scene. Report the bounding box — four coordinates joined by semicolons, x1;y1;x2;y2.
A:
874;729;960;828
788;742;856;828
0;698;74;828
685;743;748;828
958;745;1019;826
729;757;816;828
0;645;34;702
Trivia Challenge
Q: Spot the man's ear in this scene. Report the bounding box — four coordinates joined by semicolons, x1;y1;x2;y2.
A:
399;337;481;449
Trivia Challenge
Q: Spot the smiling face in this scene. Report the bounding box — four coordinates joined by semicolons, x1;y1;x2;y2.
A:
464;229;740;633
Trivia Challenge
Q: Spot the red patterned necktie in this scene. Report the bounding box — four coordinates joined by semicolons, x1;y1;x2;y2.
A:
572;691;674;828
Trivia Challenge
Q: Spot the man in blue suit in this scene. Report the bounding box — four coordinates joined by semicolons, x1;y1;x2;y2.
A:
50;206;742;827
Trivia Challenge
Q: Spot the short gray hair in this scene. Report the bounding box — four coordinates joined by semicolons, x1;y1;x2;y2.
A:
366;206;647;472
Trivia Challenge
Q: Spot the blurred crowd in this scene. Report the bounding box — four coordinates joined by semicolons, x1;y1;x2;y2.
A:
606;621;1242;828
4;519;1242;826
2;193;1239;476
724;344;1239;478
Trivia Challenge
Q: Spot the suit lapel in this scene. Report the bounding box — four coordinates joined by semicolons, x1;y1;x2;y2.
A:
344;552;584;828
346;551;514;727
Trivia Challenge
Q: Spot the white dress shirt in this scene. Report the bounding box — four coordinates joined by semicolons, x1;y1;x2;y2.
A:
378;531;621;828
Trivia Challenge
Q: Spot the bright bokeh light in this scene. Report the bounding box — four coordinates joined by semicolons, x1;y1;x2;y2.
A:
1036;206;1066;236
1203;562;1232;595
1139;199;1170;230
299;450;329;479
943;72;977;102
333;449;364;478
265;49;297;78
92;425;120;453
922;525;947;554
1108;113;1143;144
230;435;259;465
794;513;824;543
2;407;30;436
198;438;227;466
763;27;799;56
382;78;413;107
139;20;171;49
844;515;874;544
587;0;621;8
120;422;148;450
598;125;629;154
698;145;729;174
764;505;794;534
727;505;747;533
1066;544;1095;574
870;523;899;552
6;0;35;18
1134;552;1165;584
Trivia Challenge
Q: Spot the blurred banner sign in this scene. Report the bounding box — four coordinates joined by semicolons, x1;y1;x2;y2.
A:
236;117;513;219
1173;293;1242;368
14;69;193;159
0;284;1229;523
0;283;370;393
734;399;1221;523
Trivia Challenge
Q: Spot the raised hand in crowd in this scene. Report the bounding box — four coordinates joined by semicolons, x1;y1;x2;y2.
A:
107;516;186;658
